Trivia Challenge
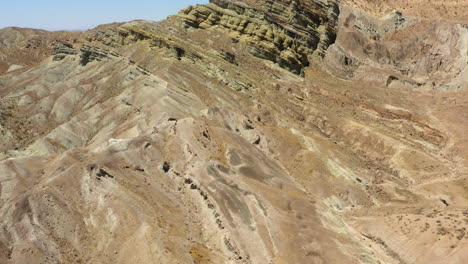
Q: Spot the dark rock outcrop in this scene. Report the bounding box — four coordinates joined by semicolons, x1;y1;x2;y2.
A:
53;43;78;61
80;45;112;66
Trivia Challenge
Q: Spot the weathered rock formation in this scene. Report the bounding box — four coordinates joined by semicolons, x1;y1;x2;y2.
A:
0;0;467;263
179;0;339;75
325;6;468;90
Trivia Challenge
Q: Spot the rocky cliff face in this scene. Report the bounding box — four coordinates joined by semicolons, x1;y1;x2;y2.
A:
0;1;467;264
179;0;339;75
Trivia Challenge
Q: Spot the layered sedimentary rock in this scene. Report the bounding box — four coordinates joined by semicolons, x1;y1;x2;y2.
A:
178;0;339;75
0;0;467;264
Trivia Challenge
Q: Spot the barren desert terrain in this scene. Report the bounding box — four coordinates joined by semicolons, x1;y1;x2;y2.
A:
0;0;467;263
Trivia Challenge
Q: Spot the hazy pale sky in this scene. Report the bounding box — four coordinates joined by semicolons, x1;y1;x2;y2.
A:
0;0;209;31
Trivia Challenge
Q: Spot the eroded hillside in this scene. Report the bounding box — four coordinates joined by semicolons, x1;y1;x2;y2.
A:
0;0;467;263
